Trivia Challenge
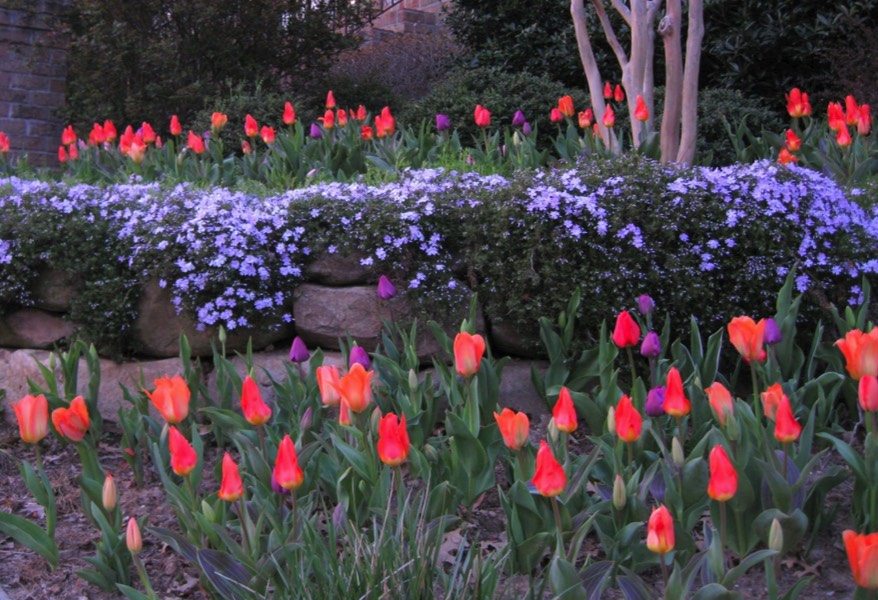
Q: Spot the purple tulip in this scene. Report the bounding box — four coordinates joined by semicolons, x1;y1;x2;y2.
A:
435;114;451;131
349;345;371;370
640;331;661;358
289;336;310;363
645;386;666;417
522;122;532;137
763;317;783;345
512;110;527;128
377;275;397;300
637;294;655;316
309;123;323;139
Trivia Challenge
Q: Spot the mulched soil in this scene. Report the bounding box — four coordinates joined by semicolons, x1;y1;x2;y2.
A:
0;410;859;599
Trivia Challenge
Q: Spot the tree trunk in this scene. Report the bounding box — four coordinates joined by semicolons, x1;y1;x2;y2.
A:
676;0;704;164
659;0;682;162
571;0;618;151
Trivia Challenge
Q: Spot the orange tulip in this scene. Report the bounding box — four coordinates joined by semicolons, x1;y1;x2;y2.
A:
218;452;244;502
187;131;205;154
761;383;785;421
168;426;197;476
778;147;797;164
634;95;649;121
240;375;272;426
552;386;578;433
211;112;228;131
145;375;190;424
663;367;690;417
843;530;878;589
646;504;675;555
454;332;486;377
578;109;593;129
532;440;566;497
786;88;809;118
773;396;801;443
283;102;297;126
707;445;737;502
728;316;767;362
170;115;182;136
558;95;575;118
338;399;352;426
612;309;640;347
494;408;530;450
836;328;878;380
860;375;878;412
316;365;341;406
274;434;304;491
375;106;396;137
12;393;49;444
785;129;801;152
615;394;642;443
321;109;335;130
245;114;259;138
126;517;142;554
51;396;90;442
377;413;410;466
474;104;491;128
602;105;615;128
705;382;734;426
127;138;146;164
333;363;374;413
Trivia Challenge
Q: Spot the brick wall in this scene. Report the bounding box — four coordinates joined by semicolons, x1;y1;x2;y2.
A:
370;0;448;35
0;0;70;168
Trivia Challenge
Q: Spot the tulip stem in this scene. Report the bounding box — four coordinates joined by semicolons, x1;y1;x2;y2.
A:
34;443;43;472
133;554;157;600
750;363;763;423
551;496;564;555
236;497;251;556
782;443;789;482
719;502;728;571
257;425;267;461
372;467;396;577
659;553;669;598
626;347;638;389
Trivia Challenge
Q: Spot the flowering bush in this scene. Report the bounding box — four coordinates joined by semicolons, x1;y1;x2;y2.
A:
1;155;876;353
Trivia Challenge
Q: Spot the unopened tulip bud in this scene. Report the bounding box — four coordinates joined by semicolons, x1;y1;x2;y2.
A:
371;405;383;432
408;369;419;392
769;518;784;553
126;517;142;554
218;325;227;346
637;294;655;316
423;444;439;463
201;500;216;522
299;406;313;432
613;474;627;510
333;502;347;532
672;437;685;467
726;412;741;441
102;474;117;512
548;418;561;444
607;406;616;435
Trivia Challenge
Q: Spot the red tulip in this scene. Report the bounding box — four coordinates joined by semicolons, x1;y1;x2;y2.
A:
615;394;642;443
338;399;352;426
836;329;878;380
454;332;486;377
578;109;593;129
337;109;348;127
603;81;613;100
187;131;205;154
553;386;578;434
860;375;878;412
474;104;491;128
168;426;197;476
828;101;845;131
0;131;9;153
705;382;734;426
68;143;79;161
58;145;68;163
773;395;801;443
245;114;259;138
218;452;244;502
778;147;797;164
12;393;49;444
494;408;530;450
333;363;374;413
707;445;737;502
140;122;156;144
634;95;649;121
170;115;182;136
283;102;296;126
550;107;564;123
88;123;105;146
375;107;395;137
325;90;336;109
728;316;767;362
211;112;228;131
103;120;117;142
558;95;575;118
612;310;640;348
274;434;304;491
663;367;690;417
61;125;77;146
843;530;878;589
145;375;190;424
761;383;785;422
241;375;272;426
360;125;374;140
532;440;566;497
260;126;276;145
320;109;335;130
646;505;675;555
51;396;90;442
786;88;809;118
377;413;410;466
846;95;861;126
837;126;853;147
242;140;252;155
602;105;616;128
858;104;872;136
614;84;625;103
356;105;367;121
785;129;801;152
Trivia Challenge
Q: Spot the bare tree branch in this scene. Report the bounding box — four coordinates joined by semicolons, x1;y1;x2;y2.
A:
591;0;629;68
571;0;618;149
610;0;631;26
